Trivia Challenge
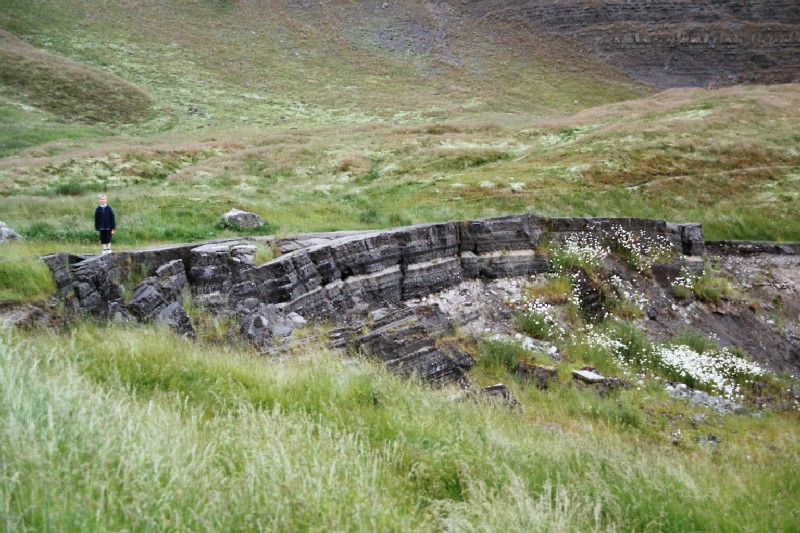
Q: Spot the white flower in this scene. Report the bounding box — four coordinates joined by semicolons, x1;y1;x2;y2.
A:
654;345;764;400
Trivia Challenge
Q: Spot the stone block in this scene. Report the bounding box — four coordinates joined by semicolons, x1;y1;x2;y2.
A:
221;208;264;228
461;250;550;279
459;214;543;253
342;265;403;307
401;258;463;300
330;232;401;276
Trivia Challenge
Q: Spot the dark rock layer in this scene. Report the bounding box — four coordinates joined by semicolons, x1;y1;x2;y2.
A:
458;0;800;88
43;215;709;380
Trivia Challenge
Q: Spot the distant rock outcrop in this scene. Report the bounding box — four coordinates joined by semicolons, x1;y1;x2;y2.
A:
459;0;800;88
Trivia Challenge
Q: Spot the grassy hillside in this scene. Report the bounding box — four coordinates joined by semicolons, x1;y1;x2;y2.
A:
0;2;798;246
1;85;799;247
1;2;799;530
0;30;153;125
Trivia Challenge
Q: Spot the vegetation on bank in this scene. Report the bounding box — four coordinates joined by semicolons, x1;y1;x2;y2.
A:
0;242;56;302
1;324;798;531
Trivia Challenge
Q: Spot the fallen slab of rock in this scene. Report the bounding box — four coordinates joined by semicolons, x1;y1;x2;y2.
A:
330;305;473;386
127;259;193;336
572;367;628;395
665;382;745;414
474;383;521;408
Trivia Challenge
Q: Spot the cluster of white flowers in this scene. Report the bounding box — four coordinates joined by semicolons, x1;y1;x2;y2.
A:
567;271;583;307
654;345;765;400
603;226;676;273
516;297;566;338
672;267;697;293
584;330;626;353
608;274;649;313
581;326;654;373
553;233;609;272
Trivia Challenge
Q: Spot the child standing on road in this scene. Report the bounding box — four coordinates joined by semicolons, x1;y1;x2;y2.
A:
94;194;116;254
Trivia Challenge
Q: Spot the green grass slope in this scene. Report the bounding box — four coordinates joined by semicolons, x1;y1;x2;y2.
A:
2;325;798;531
0;30;153;125
0;0;646;133
0;1;797;246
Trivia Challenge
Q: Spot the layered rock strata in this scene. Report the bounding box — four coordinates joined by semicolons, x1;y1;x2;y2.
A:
43;215;705;382
459;0;800;88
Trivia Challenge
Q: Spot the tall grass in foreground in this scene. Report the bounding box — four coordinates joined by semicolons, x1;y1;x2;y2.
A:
1;324;799;531
0;242;55;302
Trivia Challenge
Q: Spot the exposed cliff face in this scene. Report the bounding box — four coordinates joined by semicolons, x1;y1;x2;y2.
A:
41;215;800;385
458;0;800;88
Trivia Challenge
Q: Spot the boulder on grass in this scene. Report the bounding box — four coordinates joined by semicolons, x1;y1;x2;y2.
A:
221;209;264;229
0;222;22;241
516;361;558;389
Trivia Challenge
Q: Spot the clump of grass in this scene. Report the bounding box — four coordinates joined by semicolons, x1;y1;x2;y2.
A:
671;267;741;303
525;273;572;303
667;330;720;354
53;180;97;196
334;153;370;173
477;339;527;373
546;234;608;276
359;206;380;225
692;270;740;303
426;147;511;172
253;240;277;265
515;299;564;341
605;320;653;366
0;243;56;302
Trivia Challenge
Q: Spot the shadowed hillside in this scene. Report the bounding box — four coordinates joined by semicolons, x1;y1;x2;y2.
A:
461;0;800;88
0;0;646;133
0;30;153;124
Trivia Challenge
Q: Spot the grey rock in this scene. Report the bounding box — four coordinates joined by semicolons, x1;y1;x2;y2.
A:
351;305;473;385
0;221;22;241
288;312;307;325
330;232;401;276
240;304;296;348
127;283;166;319
221;208;265;229
155;259;188;299
470;250;550;279
572;369;607;384
402;258;462;299
342;266;403;308
516;362;558;389
196;291;228;313
472;384;521;408
460;215;543;253
153;301;194;336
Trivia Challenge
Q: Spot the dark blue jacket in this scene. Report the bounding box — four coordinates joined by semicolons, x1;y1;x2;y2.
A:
94;205;116;231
